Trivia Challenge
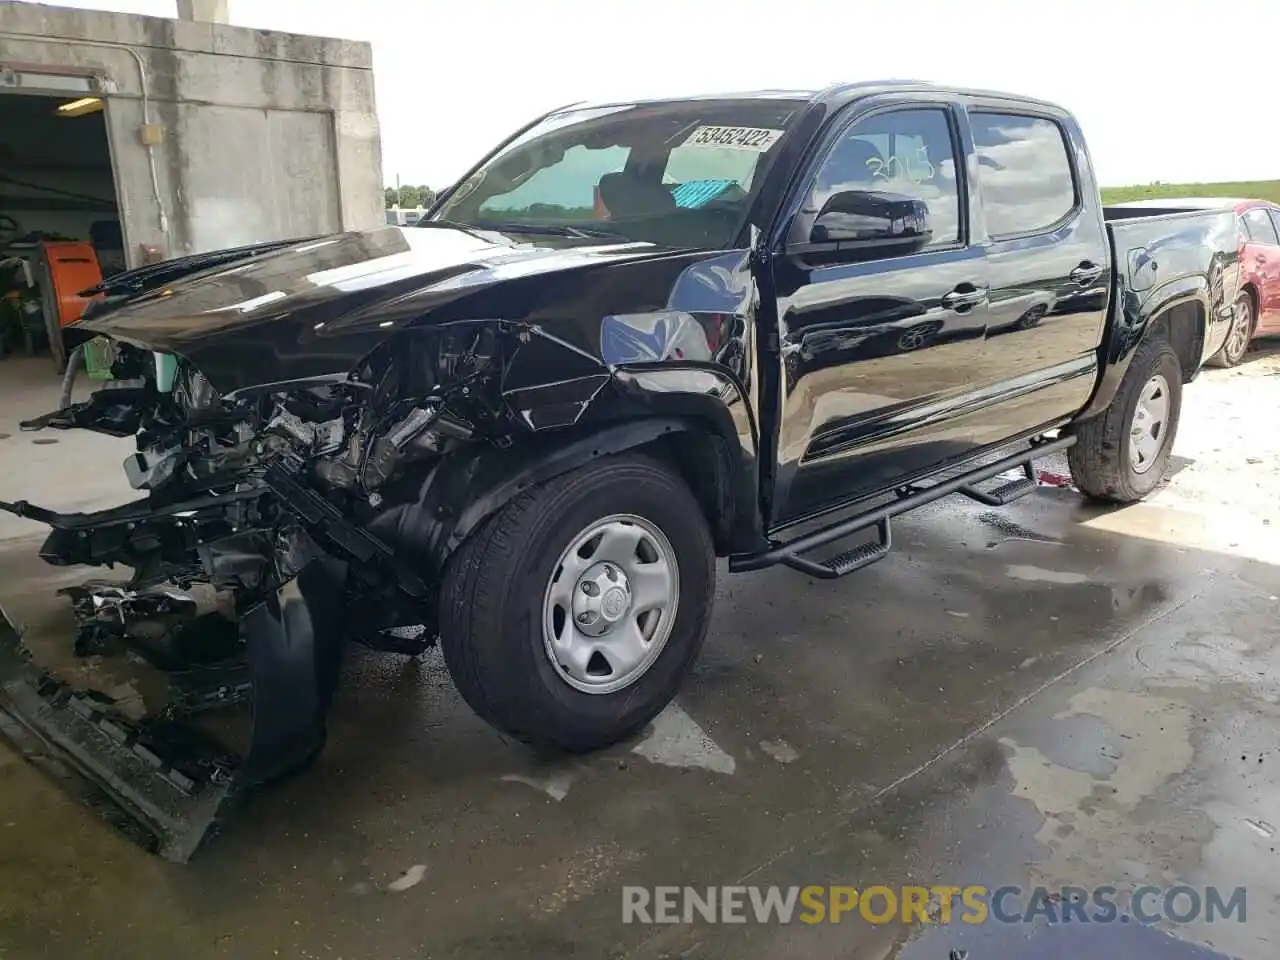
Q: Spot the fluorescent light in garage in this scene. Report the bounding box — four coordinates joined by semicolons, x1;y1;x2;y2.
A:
56;97;103;117
0;70;98;94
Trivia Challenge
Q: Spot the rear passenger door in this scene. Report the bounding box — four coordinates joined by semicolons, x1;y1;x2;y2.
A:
965;106;1110;445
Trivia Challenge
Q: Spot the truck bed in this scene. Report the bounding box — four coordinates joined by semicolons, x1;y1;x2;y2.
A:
1101;205;1238;377
1104;206;1236;291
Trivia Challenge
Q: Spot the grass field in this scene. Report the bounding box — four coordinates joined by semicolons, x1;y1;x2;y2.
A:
1100;181;1280;205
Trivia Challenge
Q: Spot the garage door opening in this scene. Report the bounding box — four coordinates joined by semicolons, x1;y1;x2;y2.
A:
0;91;125;386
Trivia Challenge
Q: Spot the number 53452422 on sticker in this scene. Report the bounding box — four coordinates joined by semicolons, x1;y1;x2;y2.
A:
684;125;784;152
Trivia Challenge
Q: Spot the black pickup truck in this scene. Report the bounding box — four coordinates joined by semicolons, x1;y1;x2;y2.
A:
0;81;1240;859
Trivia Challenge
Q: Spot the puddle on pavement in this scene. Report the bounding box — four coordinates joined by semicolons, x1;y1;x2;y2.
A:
999;687;1204;890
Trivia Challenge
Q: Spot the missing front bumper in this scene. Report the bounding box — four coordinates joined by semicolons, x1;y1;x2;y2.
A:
0;555;347;861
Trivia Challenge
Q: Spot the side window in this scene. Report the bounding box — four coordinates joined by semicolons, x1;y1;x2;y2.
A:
1270;209;1280;242
970;113;1076;238
1243;207;1280;245
802;107;961;254
1238;214;1254;242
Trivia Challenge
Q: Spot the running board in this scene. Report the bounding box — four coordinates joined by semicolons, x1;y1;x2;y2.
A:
780;518;891;580
957;462;1038;506
730;436;1076;578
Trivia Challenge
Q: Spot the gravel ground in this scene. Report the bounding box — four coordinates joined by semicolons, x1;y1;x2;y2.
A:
1158;342;1280;525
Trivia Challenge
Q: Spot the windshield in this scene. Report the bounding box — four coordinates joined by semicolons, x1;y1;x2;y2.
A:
430;98;806;249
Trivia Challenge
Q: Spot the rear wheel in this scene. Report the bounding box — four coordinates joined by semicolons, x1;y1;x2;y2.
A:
1068;336;1183;503
1208;292;1254;367
438;454;715;752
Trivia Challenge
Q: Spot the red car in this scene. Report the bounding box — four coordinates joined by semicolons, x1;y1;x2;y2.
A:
1227;199;1280;364
1108;196;1280;366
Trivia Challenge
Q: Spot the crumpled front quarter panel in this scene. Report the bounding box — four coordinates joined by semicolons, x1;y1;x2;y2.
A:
502;249;762;456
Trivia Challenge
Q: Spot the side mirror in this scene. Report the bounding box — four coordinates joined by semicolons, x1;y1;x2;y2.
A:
790;190;933;259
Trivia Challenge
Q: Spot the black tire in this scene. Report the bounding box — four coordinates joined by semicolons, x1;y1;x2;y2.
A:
438;454;716;752
1068;335;1183;503
1207;291;1254;368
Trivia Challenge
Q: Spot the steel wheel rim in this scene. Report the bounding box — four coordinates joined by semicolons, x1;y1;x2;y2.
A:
542;513;679;695
1129;373;1171;475
1226;297;1252;359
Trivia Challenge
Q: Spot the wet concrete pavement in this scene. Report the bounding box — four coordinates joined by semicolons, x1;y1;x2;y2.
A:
2;348;1279;959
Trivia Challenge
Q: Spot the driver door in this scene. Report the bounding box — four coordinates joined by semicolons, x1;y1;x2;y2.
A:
768;100;989;527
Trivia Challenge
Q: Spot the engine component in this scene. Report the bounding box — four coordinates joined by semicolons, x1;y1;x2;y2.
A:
266;406;345;456
59;580;238;668
124;446;184;490
386;405;437;448
361;406;474;492
175;366;219;413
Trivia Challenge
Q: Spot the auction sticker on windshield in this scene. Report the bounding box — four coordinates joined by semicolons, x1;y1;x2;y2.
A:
683;126;784;152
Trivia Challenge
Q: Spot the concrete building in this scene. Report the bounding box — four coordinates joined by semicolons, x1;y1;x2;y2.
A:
0;0;383;370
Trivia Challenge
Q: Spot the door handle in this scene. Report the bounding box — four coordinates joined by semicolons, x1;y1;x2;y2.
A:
1070;262;1104;284
941;285;989;310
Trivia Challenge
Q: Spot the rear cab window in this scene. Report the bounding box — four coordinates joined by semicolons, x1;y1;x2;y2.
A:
970;112;1077;238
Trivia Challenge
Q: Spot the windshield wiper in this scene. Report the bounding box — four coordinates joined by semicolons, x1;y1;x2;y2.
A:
496;222;624;239
416;218;629;241
464;220;629;240
414;218;481;231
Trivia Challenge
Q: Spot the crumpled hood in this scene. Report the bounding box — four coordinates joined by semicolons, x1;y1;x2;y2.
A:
72;225;667;393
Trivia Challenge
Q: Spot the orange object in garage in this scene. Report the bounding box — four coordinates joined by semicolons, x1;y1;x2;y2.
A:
41;241;104;326
33;241;106;370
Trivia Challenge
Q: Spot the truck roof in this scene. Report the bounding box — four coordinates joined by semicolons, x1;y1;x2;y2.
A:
568;80;1068;114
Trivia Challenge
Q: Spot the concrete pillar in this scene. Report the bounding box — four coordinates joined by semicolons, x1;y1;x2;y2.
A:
176;0;229;23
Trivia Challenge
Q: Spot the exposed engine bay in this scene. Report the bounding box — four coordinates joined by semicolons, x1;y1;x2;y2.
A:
0;319;608;859
7;323;530;636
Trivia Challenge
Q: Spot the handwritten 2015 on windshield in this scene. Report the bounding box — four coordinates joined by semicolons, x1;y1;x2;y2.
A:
683;126;784;152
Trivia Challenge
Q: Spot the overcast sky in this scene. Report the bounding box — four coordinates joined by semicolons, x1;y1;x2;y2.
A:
27;0;1278;191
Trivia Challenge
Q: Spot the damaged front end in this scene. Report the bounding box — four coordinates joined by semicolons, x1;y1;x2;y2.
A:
0;317;581;859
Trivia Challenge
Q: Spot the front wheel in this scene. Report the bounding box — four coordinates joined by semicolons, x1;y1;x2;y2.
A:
1068;336;1183;503
438;454;716;752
